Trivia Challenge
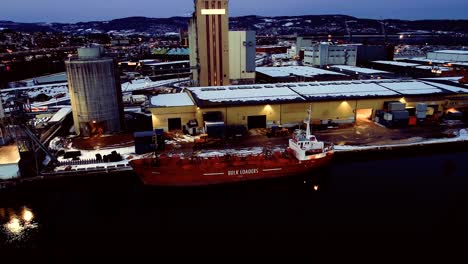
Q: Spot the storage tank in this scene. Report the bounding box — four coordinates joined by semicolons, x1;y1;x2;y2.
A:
65;46;124;136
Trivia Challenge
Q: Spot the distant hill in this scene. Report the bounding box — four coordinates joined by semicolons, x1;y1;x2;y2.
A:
1;15;468;36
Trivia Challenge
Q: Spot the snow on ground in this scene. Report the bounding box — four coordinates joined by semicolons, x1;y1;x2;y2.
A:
52;138;143;172
121;77;190;93
56;145;136;162
334;128;468;152
54;160;131;172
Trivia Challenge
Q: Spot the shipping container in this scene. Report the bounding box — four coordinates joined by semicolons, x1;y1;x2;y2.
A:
416;103;428;112
388;102;406;111
416;111;427;119
375;110;385;118
391;110;409;120
205;121;226;139
134;131;156;154
383;112;393;121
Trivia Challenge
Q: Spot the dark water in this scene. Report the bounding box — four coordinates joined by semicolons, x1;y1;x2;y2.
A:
1;150;468;258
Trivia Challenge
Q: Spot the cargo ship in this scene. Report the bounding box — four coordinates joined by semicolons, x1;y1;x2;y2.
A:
129;106;334;186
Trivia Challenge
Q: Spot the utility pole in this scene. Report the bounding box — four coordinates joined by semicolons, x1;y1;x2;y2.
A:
379;19;388;44
345;20;357;43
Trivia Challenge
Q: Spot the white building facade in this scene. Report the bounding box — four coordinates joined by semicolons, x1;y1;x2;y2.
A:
303;43;358;67
228;31;256;85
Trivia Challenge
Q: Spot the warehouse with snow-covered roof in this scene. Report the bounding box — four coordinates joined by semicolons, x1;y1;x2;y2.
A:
427;50;468;63
329;65;395;80
148;79;468;132
256;66;350;83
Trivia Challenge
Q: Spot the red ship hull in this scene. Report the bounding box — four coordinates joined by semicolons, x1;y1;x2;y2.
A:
129;151;333;186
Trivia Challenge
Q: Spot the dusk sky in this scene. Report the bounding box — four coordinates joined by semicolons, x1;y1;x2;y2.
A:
2;0;468;23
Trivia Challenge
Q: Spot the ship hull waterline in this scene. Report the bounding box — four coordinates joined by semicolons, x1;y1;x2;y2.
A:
129;151;333;186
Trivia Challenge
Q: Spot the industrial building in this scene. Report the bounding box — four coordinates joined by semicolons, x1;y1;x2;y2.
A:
139;60;190;79
189;0;230;87
401;50;468;71
329;65;395;79
150;93;196;132
256;66;350;83
65;46;124;137
356;45;394;65
256;45;289;54
427;50;468;63
370;60;460;78
303;43;359;67
295;37;314;56
229;31;256;85
0;145;20;180
296;37;393;67
148;79;468;132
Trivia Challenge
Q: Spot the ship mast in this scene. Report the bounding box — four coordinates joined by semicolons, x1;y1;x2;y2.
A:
305;104;312;139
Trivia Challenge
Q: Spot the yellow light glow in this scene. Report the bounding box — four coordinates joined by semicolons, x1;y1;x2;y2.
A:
399;97;406;104
264;104;273;112
22;208;34;222
201;9;226;15
5;217;22;234
399;35;404;39
313;185;319;191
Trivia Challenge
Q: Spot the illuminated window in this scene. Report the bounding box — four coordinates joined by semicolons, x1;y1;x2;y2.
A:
201;9;226;15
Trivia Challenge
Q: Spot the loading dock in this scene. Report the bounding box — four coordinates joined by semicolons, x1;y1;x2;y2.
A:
168;118;182;131
356;108;373;120
247;115;267;129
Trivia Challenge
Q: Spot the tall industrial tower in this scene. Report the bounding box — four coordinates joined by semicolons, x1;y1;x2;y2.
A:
65;46;124;137
189;0;230;87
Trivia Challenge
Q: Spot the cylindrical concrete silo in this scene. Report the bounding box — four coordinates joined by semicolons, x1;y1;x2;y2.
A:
65;47;124;137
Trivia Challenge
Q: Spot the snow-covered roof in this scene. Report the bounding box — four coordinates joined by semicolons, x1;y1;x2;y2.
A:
22;72;67;85
378;81;445;95
290;81;398;99
121;77;189;93
150;92;194;107
415;65;451;71
48;107;72;123
330;65;390;74
433;50;468;55
188;85;304;106
256;66;345;78
421;81;468;93
372;61;421;67
452;62;468;66
143;60;189;66
0;82;68;93
406;58;449;64
186;79;468;107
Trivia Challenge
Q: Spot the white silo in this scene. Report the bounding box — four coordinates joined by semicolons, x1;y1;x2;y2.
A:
65;46;124;136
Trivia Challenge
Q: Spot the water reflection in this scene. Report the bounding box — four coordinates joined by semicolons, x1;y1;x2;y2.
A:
1;206;38;244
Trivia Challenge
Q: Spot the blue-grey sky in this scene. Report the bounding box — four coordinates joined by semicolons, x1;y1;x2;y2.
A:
2;0;468;23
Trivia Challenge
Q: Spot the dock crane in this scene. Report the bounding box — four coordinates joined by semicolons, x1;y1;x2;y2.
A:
5;90;59;175
345;20;357;43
